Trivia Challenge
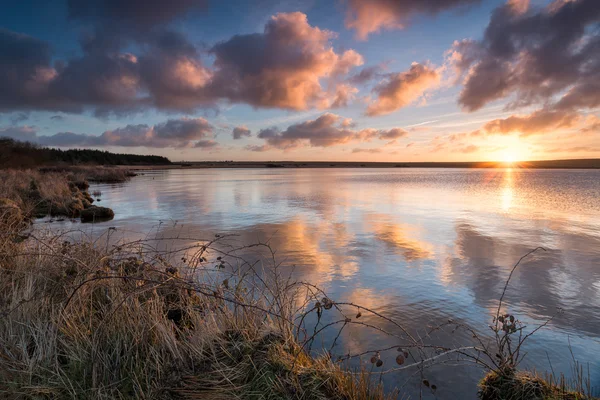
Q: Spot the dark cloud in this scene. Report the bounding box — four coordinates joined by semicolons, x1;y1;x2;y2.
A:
0;28;142;115
257;113;358;149
346;0;481;40
0;12;364;115
0;29;56;112
450;0;600;112
67;0;208;31
257;127;281;139
244;144;270;152
37;131;98;147
153;117;213;140
254;113;409;150
366;63;440;116
194;139;219;149
137;31;214;111
348;65;386;85
378;127;408;140
50;115;64;121
2;117;215;148
232;126;251;140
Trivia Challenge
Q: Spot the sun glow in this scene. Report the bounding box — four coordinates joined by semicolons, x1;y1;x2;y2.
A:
496;136;529;164
501;151;518;164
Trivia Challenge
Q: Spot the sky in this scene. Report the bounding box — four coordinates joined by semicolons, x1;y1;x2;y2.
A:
0;0;598;162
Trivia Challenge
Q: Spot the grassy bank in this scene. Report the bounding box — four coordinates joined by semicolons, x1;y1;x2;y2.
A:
0;168;129;224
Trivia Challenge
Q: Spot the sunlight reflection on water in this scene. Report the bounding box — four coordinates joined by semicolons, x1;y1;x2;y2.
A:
40;168;600;399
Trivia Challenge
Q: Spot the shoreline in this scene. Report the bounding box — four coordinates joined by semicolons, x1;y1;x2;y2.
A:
126;159;600;170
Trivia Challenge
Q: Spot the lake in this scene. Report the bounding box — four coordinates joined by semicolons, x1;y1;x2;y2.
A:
41;167;600;399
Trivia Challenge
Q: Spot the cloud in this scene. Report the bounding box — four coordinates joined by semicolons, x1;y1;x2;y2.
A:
366;63;440;116
244;144;270;152
257;113;358;149
0;29;58;112
254;113;409;150
449;0;600;112
580;116;600;133
232;126;252;140
351;148;383;153
479;109;580;136
456;144;479;153
137;31;215;112
194;139;219;149
345;0;481;40
10;113;29;124
0;28;145;115
2;117;215;148
546;146;600;153
357;127;409;141
209;12;364;110
507;0;530;14
348;65;386;85
0;12;363;115
0;126;37;142
50;115;64;121
378;127;408;140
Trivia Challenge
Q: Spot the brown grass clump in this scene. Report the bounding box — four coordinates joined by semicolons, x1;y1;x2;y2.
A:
479;369;594;400
0;169;76;217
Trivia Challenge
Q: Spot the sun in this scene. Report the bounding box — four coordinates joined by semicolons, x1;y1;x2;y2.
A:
502;152;518;164
498;145;527;164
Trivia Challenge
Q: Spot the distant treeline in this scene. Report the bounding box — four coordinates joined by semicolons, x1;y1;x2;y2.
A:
0;138;172;168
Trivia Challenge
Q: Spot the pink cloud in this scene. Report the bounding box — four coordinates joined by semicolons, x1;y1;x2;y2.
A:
480;109;579;136
345;0;481;40
209;12;364;110
366;63;440;116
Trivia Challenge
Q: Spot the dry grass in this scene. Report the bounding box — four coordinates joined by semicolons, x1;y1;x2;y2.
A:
41;166;136;183
0;217;394;399
479;369;594;400
0;169;75;217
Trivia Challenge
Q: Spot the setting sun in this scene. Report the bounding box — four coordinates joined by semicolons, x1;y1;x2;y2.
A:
494;135;530;164
501;151;518;164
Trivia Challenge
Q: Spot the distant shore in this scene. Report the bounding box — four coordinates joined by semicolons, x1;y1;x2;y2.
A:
132;159;600;170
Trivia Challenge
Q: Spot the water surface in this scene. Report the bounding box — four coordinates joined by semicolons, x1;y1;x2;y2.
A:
44;168;600;398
